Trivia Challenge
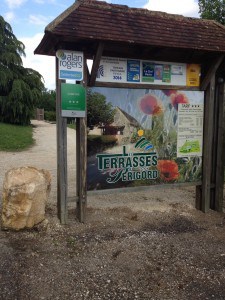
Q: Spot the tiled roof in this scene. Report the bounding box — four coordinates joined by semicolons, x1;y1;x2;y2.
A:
35;0;225;61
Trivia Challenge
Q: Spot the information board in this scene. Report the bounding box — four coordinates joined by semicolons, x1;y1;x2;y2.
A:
96;56;201;87
87;88;204;191
177;104;204;157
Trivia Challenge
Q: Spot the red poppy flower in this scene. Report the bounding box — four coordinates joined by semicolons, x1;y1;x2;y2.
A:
157;160;179;182
162;90;177;97
139;94;163;115
170;93;189;110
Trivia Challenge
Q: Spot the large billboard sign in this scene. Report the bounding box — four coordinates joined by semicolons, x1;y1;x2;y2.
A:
87;88;204;191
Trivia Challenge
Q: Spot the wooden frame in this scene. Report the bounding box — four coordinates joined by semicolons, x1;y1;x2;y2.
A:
214;80;225;211
195;58;225;212
56;50;225;224
32;0;225;224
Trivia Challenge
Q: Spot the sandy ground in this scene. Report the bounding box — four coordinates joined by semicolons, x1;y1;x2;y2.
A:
0;120;77;203
1;120;225;300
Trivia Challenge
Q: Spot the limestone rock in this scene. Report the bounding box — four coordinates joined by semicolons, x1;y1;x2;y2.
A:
1;166;51;230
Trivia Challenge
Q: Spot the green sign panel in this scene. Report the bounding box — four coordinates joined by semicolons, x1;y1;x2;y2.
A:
61;83;86;117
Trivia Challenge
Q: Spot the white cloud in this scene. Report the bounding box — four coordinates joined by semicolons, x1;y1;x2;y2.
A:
5;0;27;9
20;33;56;90
29;14;49;26
144;0;199;18
4;11;15;22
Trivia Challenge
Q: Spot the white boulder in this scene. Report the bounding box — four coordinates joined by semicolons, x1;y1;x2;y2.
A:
1;166;51;230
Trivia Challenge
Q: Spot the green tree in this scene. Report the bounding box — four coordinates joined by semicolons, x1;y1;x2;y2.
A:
36;88;56;111
87;89;115;129
198;0;225;25
0;16;44;125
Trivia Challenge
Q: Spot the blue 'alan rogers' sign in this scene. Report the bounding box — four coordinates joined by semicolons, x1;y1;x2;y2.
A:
56;50;84;81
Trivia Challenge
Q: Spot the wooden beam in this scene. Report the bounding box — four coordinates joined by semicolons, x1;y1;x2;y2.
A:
85;62;90;86
94;81;200;91
76;57;88;222
141;46;159;54
89;42;104;86
201;55;224;90
76;118;87;222
197;56;225;212
56;58;68;224
195;185;202;210
215;81;225;211
201;76;216;212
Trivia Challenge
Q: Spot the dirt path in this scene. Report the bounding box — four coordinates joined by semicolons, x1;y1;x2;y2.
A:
0;120;77;203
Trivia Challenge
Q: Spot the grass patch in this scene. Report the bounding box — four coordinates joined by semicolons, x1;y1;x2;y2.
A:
0;123;34;151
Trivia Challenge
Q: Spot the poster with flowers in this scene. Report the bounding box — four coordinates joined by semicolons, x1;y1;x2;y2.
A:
87;88;204;191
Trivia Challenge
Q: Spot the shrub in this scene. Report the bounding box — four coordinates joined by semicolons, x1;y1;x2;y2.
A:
44;111;56;122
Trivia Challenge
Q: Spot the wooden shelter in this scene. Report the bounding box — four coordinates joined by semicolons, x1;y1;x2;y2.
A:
35;0;225;223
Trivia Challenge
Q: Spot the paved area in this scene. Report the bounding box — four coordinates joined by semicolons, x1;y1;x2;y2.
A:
0;120;76;203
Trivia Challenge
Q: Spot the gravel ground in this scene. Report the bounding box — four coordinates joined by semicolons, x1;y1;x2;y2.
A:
0;120;225;299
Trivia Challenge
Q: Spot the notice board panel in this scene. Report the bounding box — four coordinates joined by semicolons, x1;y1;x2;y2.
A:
96;57;201;87
87;88;204;191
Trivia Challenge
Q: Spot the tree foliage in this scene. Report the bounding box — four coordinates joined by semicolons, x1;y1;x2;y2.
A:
0;16;44;125
36;88;56;112
198;0;225;25
87;89;115;129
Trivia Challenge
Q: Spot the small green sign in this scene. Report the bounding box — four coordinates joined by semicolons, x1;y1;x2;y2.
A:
61;83;86;117
162;64;171;83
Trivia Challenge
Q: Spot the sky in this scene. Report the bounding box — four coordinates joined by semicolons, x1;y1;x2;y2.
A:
1;0;200;90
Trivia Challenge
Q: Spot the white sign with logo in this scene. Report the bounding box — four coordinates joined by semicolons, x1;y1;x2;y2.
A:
97;57;127;83
56;50;84;81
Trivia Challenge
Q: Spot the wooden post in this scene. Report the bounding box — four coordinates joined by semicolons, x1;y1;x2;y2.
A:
215;80;225;211
201;76;216;212
195;185;202;211
200;55;224;91
76;118;87;222
196;56;225;212
56;58;68;224
76;57;88;222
